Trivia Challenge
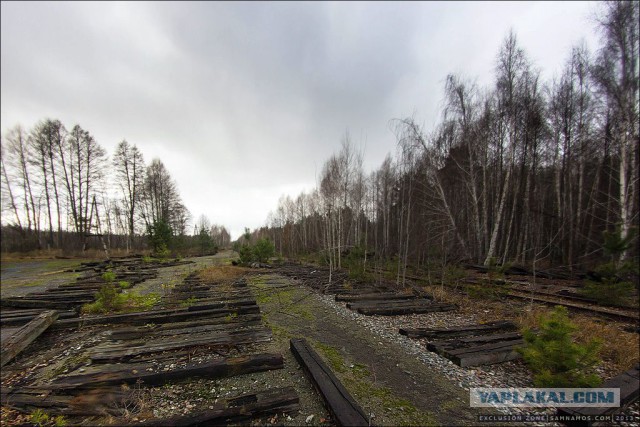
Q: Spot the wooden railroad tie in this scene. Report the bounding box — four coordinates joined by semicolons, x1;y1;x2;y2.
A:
1;310;58;367
426;331;524;367
290;338;369;427
355;302;457;316
90;327;272;363
557;364;639;427
400;320;518;339
43;353;284;389
137;387;299;427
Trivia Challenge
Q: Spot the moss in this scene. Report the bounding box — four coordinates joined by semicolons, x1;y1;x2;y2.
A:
224;312;238;322
181;296;199;307
252;279;315;321
43;352;89;381
312;341;437;427
440;398;465;412
270;324;292;340
315;342;347;373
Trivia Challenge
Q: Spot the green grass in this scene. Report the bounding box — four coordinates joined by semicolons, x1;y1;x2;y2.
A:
82;287;160;314
180;296;199;307
315;341;347;373
253;282;315;321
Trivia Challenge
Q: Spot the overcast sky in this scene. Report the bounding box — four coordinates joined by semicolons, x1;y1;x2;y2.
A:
1;1;601;240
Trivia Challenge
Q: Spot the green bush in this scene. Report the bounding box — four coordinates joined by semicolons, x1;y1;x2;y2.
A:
581;228;637;306
101;271;116;283
582;262;635;306
344;246;370;280
518;306;601;387
239;244;253;264
82;285;160;314
466;258;511;300
147;220;172;257
197;227;215;255
253;238;275;263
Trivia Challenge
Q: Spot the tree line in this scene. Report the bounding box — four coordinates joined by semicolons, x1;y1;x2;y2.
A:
255;1;638;278
0;121;230;254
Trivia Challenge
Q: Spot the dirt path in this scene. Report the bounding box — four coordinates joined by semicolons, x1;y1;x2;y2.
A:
0;259;85;298
132;250;237;296
250;272;488;426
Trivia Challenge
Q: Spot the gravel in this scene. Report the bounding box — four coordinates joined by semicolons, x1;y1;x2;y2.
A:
312;290;639;426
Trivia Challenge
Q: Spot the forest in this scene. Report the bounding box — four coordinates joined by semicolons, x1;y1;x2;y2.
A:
0;125;230;255
255;1;638;279
0;2;637;276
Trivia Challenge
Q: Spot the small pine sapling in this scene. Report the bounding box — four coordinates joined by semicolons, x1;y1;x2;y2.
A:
518;305;601;387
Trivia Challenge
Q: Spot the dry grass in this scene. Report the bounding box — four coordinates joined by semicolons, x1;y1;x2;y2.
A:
517;306;640;375
197;266;248;284
519;307;640;369
426;284;514;320
426;284;639;375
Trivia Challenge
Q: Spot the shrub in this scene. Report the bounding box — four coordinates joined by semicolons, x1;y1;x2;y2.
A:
101;271;116;283
581;228;637;306
467;258;510;300
518;306;601;387
582;262;635;306
147;220;172;256
238;244;253;264
197;227;215;255
344;246;371;280
82;286;160;314
253;238;275;263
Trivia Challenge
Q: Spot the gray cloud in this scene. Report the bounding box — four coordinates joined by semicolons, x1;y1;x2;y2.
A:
1;1;599;239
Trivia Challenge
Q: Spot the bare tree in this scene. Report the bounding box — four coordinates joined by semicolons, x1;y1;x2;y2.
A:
592;0;639;260
61;124;107;248
113;140;145;252
0;139;22;228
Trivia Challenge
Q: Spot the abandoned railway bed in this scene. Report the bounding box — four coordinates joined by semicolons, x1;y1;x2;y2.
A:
1;255;638;426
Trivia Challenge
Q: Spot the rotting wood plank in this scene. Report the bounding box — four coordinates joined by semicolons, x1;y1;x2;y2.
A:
452;349;521;367
13;293;97;302
445;338;524;356
186;299;257;311
0;298;88;309
335;292;418;302
427;332;523;349
399;320;518;339
356;303;457;316
1;310;59;367
1;387;127;416
556;364;640;426
427;338;524;367
109;319;263;341
427;337;524;354
1;310;77;327
137;386;299;427
107;314;263;340
48;353;284;389
290;338;369;426
90;328;272;362
52;305;261;329
346;298;434;310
